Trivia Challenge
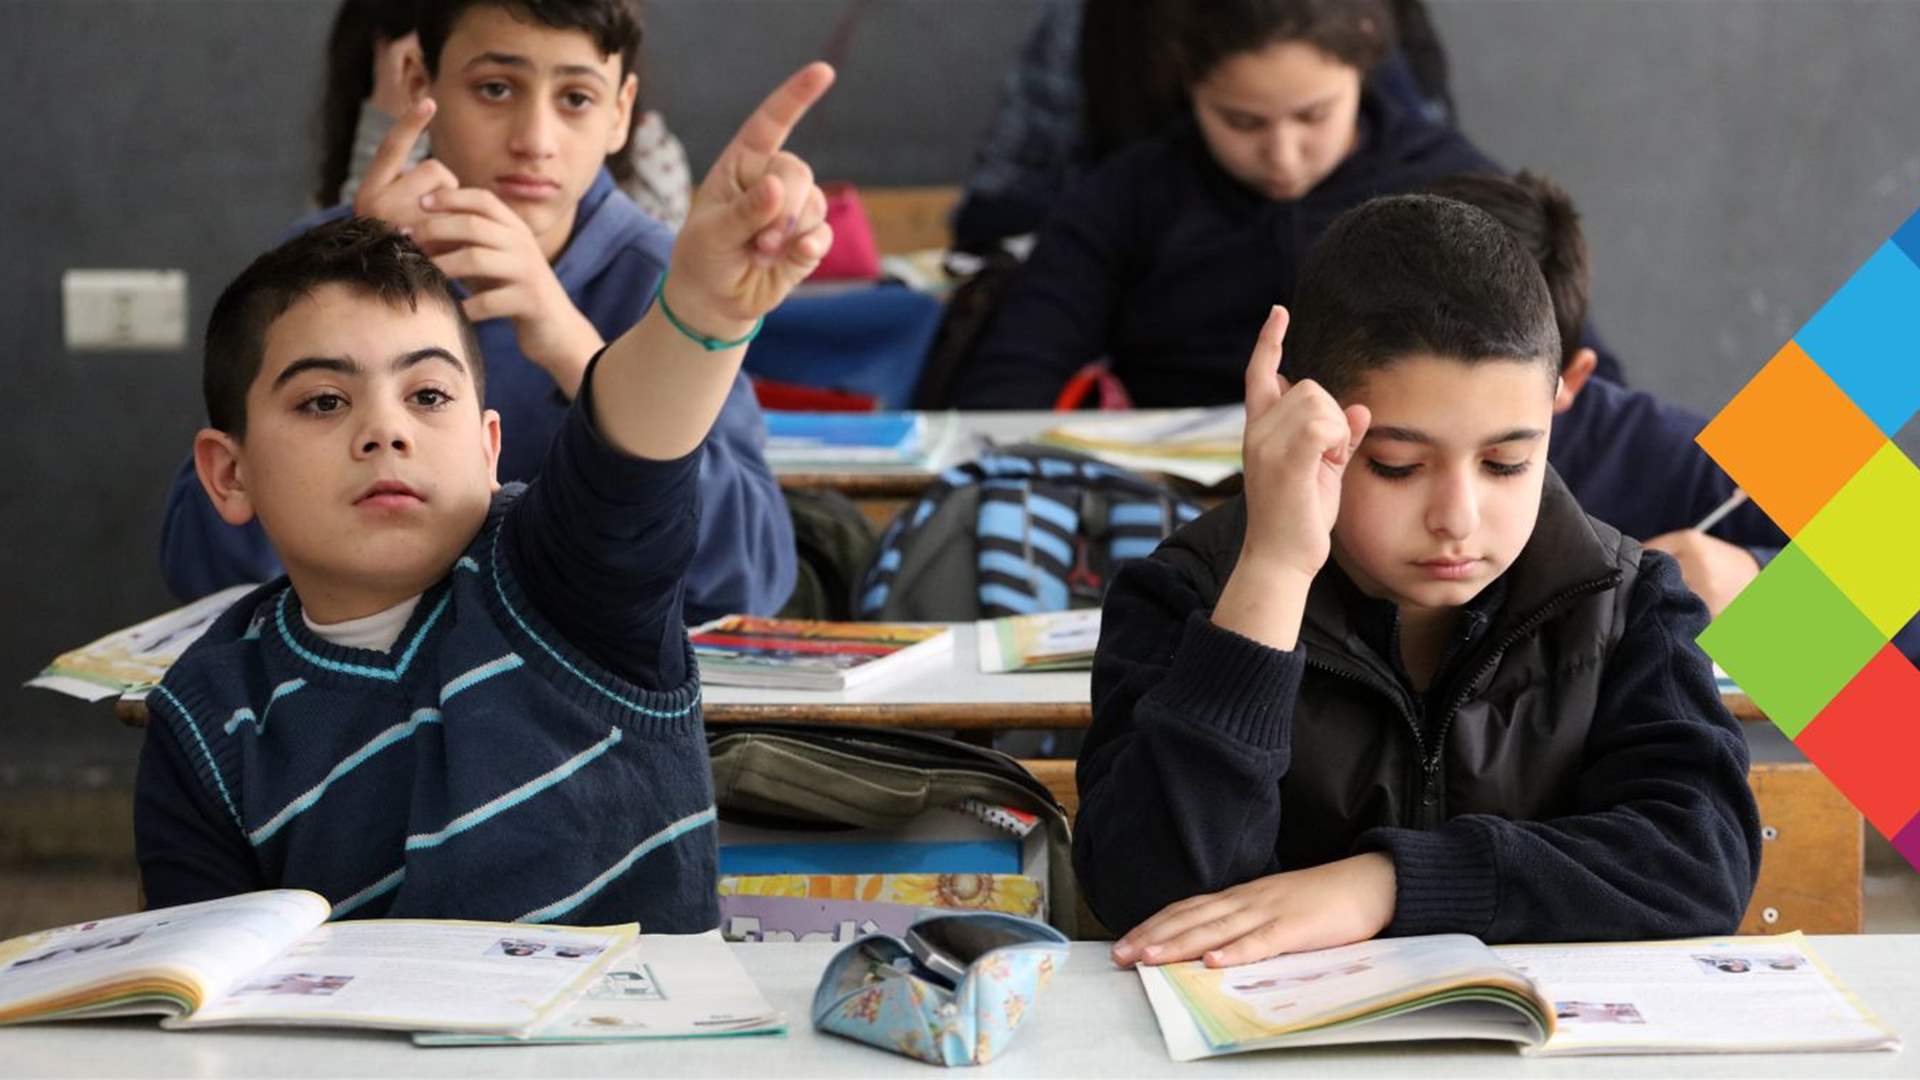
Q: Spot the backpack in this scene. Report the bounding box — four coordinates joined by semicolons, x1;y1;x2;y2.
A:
777;487;880;621
707;724;1079;936
909;249;1024;409
856;444;1202;621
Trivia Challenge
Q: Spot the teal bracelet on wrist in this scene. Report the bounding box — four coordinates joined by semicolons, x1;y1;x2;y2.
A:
652;275;764;352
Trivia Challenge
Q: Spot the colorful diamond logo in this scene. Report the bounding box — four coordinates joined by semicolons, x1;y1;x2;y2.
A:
1699;204;1920;874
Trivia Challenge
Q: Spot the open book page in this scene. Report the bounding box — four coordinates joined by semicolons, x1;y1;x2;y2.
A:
174;919;634;1035
415;931;784;1045
1140;935;1546;1060
27;583;257;702
1036;407;1244;487
1500;932;1899;1055
0;890;330;1023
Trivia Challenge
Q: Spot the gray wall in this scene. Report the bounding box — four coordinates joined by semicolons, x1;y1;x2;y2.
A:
5;0;1919;786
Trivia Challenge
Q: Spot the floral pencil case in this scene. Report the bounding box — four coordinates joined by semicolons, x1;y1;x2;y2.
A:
811;912;1071;1066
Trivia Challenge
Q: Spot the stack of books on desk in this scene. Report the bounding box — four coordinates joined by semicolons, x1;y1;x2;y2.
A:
763;411;963;472
691;616;955;691
976;610;1101;673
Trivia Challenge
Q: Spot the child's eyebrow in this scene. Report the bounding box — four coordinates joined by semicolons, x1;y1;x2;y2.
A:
464;50;610;86
270;348;464;390
272;356;359;390
391;347;467;377
1365;425;1545;447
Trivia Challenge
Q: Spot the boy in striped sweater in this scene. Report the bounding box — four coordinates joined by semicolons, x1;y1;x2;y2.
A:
135;65;838;929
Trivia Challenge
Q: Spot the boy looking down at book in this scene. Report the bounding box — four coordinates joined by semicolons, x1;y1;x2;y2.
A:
159;0;796;624
1427;170;1789;622
1075;194;1760;967
135;64;839;929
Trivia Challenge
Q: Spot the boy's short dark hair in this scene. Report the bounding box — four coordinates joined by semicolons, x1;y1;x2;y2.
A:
1180;0;1395;86
203;217;484;437
1425;171;1590;369
417;0;643;81
1286;193;1560;397
414;0;648;189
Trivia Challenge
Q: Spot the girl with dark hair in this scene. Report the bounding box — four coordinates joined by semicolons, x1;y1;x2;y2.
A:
949;0;1497;409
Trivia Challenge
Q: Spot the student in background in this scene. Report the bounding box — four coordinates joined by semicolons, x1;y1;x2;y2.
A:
162;0;793;623
136;65;839;925
314;0;693;226
1428;171;1790;618
950;0;1555;410
951;0;1456;256
1076;195;1759;962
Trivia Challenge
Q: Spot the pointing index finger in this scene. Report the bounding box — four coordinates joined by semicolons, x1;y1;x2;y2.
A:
721;62;835;169
364;98;437;200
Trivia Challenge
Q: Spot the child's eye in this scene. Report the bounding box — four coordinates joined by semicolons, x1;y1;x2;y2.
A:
1297;107;1332;125
562;91;595;111
1225;113;1266;133
411;388;453;409
1366;460;1419;480
1483;460;1531;478
476;80;511;101
297;393;347;415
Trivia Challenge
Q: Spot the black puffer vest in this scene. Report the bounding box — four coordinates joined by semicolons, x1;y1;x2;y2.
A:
1151;469;1643;869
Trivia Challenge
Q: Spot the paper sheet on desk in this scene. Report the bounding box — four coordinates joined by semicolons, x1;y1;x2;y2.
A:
1034;407;1244;487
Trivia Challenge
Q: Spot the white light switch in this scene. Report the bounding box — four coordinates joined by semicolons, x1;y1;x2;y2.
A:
63;269;189;352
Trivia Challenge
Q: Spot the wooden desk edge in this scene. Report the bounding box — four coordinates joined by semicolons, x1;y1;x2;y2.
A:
703;702;1093;729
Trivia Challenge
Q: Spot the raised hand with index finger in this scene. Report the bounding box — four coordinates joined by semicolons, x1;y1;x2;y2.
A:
653;62;838;342
587;63;838;466
1209;305;1372;653
351;98;459;233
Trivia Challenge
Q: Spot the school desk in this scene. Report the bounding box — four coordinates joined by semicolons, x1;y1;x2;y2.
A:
4;935;1909;1078
105;629;1845;931
704;631;1860;937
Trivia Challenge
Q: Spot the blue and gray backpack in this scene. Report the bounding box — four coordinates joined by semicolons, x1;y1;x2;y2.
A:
856;445;1203;621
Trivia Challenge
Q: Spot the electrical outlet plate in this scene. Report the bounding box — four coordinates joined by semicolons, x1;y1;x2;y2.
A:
62;269;189;352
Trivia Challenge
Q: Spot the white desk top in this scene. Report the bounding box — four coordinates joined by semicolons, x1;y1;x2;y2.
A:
6;937;1910;1078
702;622;1089;710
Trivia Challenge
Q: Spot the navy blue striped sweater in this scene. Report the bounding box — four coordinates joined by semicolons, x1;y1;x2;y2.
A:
135;370;720;930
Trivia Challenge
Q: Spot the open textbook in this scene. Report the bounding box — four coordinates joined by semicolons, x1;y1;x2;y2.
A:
1139;932;1898;1060
415;931;784;1045
27;583;256;702
0;890;632;1036
1035;406;1244;487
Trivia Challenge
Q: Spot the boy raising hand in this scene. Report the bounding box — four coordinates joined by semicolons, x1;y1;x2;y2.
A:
1076;195;1760;967
136;65;837;928
161;0;796;624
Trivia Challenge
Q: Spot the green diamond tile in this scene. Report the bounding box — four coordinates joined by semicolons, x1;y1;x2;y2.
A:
1796;443;1920;638
1698;545;1885;738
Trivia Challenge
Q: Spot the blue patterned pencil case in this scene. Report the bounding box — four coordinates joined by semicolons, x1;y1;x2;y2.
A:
811;912;1070;1066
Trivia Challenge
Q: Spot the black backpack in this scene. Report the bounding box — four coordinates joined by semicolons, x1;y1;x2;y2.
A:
777;487;880;621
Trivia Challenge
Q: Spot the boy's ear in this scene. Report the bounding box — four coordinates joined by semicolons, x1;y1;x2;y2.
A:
607;72;640;156
193;428;258;527
1553;347;1600;414
481;408;504;492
